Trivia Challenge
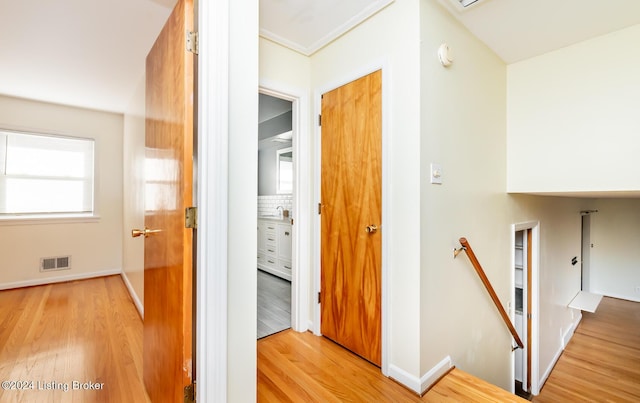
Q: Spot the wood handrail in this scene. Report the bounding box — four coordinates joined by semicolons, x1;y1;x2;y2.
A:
459;237;524;349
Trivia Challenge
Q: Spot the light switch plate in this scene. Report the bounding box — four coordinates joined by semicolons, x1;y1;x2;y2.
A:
430;163;443;184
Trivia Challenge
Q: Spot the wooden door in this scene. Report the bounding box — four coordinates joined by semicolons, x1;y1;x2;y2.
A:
142;0;195;401
320;70;382;366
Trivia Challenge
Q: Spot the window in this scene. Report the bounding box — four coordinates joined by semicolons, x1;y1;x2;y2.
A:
0;130;95;217
276;147;293;194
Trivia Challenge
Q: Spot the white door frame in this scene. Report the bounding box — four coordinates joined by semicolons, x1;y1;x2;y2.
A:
196;0;230;401
581;213;592;291
511;221;541;395
313;62;390;375
258;84;310;332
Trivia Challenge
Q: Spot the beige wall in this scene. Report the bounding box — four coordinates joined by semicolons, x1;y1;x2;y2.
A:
0;95;124;287
122;75;146;315
259;0;624;395
419;0;511;386
418;0;602;393
507;24;640;194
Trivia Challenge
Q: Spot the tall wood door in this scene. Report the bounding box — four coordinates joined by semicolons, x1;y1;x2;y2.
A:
142;0;194;401
320;70;382;366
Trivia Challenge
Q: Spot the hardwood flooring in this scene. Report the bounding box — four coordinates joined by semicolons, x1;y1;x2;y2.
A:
0;276;149;403
4;277;635;402
258;297;640;402
257;270;291;339
257;329;526;402
533;296;640;402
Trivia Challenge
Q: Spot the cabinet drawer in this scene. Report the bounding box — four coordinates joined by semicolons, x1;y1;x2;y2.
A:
278;259;292;275
263;256;277;267
264;241;277;257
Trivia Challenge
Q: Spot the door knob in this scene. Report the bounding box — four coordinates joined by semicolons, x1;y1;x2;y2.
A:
365;225;378;233
131;227;162;238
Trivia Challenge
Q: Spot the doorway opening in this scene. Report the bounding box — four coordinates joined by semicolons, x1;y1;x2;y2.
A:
257;92;294;339
580;210;597;292
512;222;539;397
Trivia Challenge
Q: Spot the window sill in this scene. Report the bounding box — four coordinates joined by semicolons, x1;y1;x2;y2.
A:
0;214;101;226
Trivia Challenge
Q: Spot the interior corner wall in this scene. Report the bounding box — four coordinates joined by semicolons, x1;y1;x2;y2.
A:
507;24;640;194
122;74;146;314
419;0;512;388
588;199;640;302
310;0;423;380
0;95;124;287
419;0;588;393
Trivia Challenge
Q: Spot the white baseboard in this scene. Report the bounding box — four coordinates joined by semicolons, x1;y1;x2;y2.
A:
0;269;122;291
592;290;640;303
563;315;581;348
540;343;563;389
120;272;144;318
540;316;582;390
388;355;453;395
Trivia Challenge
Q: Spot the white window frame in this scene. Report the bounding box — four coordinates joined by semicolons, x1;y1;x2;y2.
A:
0;129;98;225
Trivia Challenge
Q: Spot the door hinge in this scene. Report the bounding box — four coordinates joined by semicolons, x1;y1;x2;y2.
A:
318;114;321;126
318;203;322;215
185;207;198;229
184;382;195;403
527;313;532;320
317;291;321;304
186;30;199;54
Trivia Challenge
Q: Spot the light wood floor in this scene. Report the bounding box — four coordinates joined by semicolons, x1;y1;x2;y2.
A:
257;329;526;402
257;270;291;339
0;276;149;403
533;296;640;402
258;296;640;402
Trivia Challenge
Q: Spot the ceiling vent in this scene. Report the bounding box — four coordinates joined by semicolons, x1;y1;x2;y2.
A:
440;0;488;13
459;0;481;7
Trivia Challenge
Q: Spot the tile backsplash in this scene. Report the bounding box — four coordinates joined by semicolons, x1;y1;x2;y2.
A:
258;195;293;217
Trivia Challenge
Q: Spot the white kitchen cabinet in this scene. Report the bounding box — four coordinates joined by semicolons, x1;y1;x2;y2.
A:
257;218;292;281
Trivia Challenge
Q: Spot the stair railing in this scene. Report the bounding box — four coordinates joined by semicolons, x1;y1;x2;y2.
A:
456;237;524;350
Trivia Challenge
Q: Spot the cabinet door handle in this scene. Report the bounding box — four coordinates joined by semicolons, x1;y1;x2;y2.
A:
284;265;291;270
285;231;290;236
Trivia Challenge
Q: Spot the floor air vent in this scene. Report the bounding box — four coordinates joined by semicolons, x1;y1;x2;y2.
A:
40;256;71;272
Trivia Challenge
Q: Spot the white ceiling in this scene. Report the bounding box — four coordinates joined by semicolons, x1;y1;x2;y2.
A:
259;0;395;56
437;0;640;64
259;94;292;124
0;0;173;114
0;0;639;113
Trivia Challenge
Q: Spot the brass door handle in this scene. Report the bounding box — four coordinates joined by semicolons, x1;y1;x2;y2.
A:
131;228;162;238
365;225;378;233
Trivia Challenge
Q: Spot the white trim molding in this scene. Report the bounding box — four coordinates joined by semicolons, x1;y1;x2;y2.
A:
259;83;310;333
0;268;121;291
511;221;541;395
313;60;392;374
120;272;144;318
196;0;230;401
388;356;453;395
